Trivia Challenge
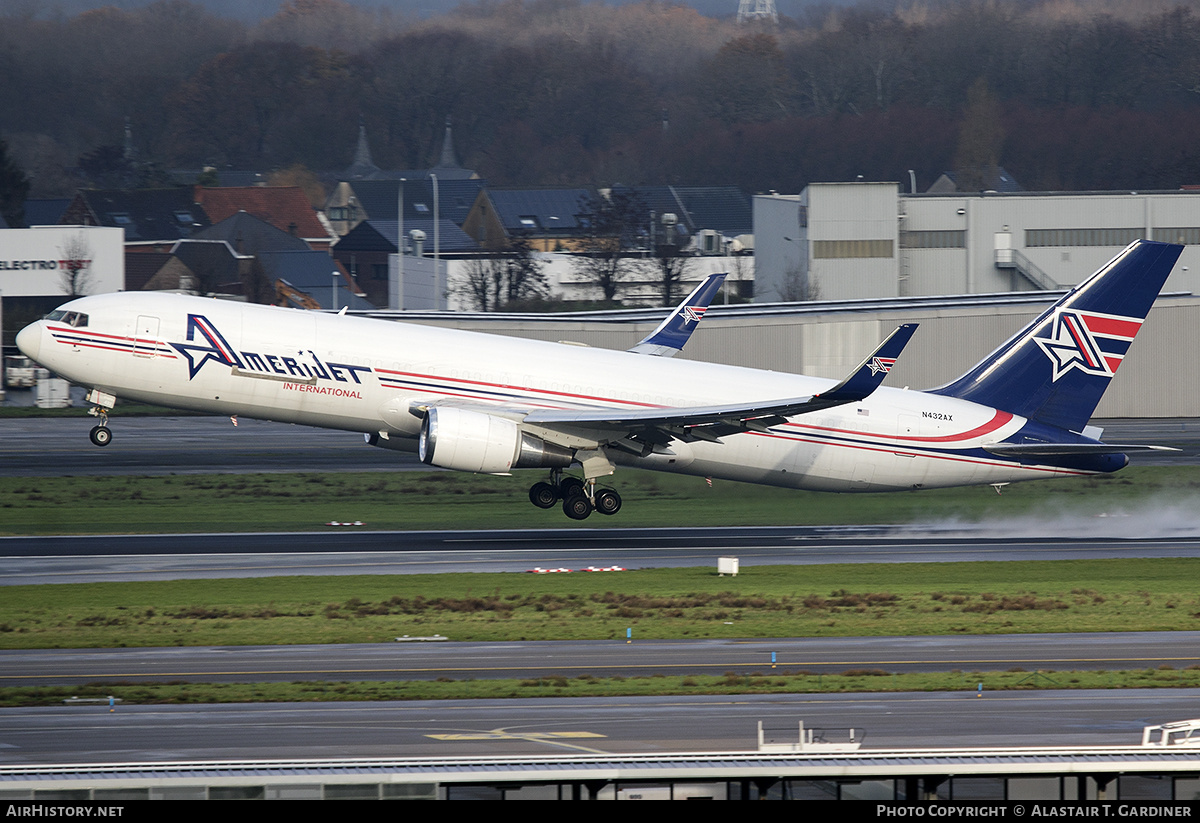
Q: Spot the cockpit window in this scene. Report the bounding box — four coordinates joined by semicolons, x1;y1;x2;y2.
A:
44;310;87;327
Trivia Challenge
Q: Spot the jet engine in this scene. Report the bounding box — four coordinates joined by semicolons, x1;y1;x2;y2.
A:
419;406;574;474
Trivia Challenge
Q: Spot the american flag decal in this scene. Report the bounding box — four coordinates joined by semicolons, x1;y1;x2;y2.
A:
682;306;707;323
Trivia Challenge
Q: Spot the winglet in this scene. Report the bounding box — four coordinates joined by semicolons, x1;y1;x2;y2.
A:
629;273;727;357
814;323;919;405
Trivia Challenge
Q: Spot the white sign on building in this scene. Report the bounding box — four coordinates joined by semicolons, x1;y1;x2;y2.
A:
0;226;124;298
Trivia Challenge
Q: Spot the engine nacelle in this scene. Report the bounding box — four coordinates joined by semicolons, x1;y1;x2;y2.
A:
419;407;574;474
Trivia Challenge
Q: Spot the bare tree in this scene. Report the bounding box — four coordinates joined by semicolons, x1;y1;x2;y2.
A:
646;227;696;307
780;263;820;303
455;234;546;311
571;190;648;302
58;233;93;297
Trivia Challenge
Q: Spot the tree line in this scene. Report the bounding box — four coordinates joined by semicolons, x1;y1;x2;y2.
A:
5;0;1200;201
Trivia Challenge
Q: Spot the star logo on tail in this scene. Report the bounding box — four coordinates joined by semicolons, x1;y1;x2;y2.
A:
1035;309;1140;382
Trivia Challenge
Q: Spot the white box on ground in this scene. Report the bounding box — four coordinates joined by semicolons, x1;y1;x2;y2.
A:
36;373;71;408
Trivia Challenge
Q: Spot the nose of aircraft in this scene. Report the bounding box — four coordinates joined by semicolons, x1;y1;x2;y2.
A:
15;321;42;361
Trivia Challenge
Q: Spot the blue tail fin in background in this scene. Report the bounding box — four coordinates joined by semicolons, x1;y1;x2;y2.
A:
932;240;1182;433
628;272;726;357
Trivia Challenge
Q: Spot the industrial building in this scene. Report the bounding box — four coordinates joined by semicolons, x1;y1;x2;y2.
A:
754;184;1200;302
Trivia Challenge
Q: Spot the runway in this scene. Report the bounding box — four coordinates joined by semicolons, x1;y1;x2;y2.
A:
0;415;416;477
3;529;1200;583
3;689;1198;764
3;632;1198;686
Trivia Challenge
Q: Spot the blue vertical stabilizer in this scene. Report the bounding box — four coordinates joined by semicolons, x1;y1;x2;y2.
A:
932;240;1182;432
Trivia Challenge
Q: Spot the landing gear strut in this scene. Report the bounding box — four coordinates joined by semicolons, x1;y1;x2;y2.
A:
88;406;112;447
528;470;622;520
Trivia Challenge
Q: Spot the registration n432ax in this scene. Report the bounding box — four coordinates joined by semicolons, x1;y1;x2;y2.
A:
16;240;1182;519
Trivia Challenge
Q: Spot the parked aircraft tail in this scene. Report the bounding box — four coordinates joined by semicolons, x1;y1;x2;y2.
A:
932;240;1182;433
628;273;727;357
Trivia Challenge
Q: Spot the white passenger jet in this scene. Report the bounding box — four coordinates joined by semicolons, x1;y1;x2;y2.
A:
15;240;1182;519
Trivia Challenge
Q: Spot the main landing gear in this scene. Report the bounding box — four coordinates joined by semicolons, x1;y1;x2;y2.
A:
529;470;622;521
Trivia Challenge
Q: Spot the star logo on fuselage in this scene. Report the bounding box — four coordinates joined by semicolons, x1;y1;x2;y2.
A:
170;314;243;379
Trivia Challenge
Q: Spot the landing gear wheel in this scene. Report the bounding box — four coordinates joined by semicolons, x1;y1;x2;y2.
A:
89;425;112;447
529;481;558;509
594;488;622;516
562;494;592;520
559;477;585;499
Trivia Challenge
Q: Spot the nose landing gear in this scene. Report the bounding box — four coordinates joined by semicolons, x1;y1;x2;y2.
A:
85;389;116;447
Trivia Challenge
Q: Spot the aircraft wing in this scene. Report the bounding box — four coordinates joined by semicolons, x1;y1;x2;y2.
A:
524;323;918;449
627;273;727;357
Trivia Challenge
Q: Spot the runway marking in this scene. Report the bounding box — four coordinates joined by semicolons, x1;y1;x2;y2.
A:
427;729;610;754
428;731;604;740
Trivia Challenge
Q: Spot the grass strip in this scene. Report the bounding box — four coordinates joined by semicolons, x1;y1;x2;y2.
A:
2;465;1199;534
0;402;198;419
4;667;1200;708
5;560;1200;648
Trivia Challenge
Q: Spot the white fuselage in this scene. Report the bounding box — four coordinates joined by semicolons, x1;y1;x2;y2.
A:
19;292;1091;492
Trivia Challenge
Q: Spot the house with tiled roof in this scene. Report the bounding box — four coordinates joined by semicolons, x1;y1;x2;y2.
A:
325;178;485;237
332;216;478;308
138;212;354;303
125;250;187;292
61;187;209;242
613;185;753;254
193;185;335;251
259;249;372;311
461;188;597;252
192;210;310;257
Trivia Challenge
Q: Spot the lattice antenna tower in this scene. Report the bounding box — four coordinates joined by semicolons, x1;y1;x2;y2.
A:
736;0;778;25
